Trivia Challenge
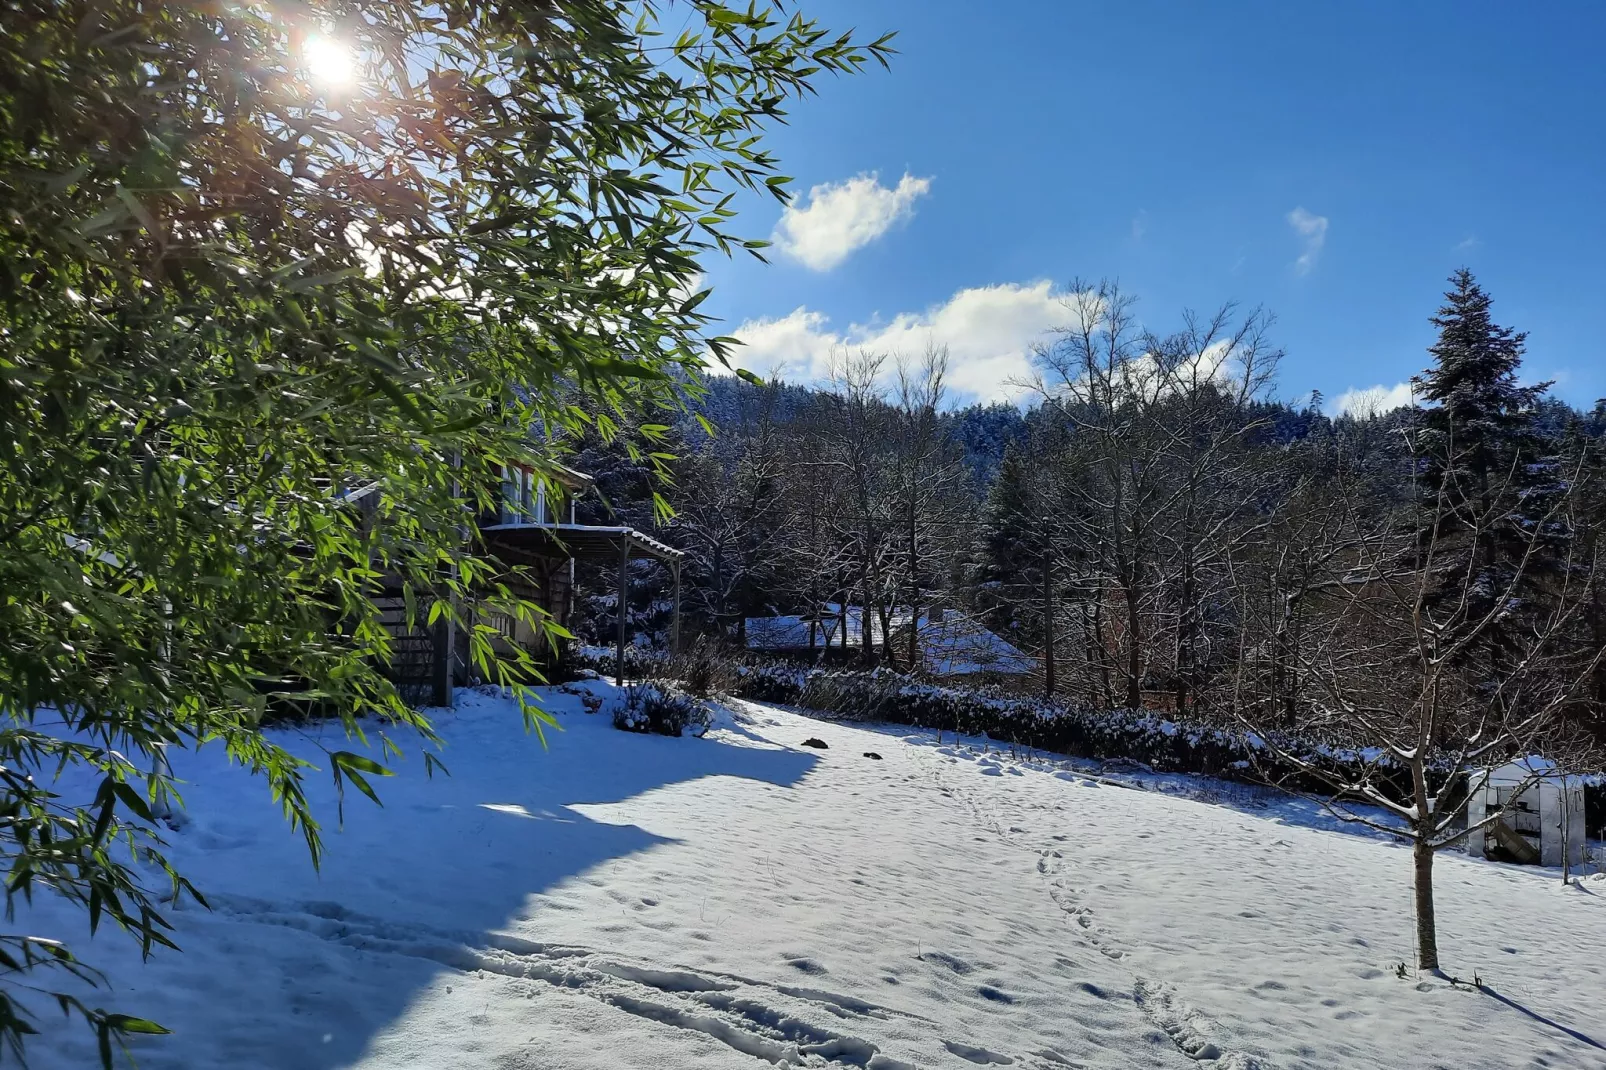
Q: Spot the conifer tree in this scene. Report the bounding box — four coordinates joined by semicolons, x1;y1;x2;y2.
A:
1412;270;1563;677
968;442;1046;651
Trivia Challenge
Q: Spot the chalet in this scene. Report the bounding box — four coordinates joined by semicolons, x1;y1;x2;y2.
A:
372;460;683;705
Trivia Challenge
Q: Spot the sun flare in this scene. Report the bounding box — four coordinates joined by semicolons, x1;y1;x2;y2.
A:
302;33;356;89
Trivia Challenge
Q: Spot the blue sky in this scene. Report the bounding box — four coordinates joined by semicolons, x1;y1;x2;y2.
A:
700;1;1606;411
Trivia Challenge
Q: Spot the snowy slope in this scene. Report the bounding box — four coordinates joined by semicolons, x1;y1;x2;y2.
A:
23;685;1606;1070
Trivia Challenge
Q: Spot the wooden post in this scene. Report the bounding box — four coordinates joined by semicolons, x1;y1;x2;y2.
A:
615;540;630;687
431;601;455;708
670;558;683;658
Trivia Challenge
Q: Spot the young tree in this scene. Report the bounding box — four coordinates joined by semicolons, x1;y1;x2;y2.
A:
890;347;975;673
1237;450;1600;973
1233;277;1602;973
0;2;891;1057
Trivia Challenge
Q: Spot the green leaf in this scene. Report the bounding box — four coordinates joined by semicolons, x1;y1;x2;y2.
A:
104;1015;171;1036
111;781;155;824
285;267;363;293
330;751;392;777
591;357;670;381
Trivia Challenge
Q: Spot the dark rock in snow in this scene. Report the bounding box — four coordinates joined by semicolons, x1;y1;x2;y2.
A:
863;752;883;760
801;738;829;749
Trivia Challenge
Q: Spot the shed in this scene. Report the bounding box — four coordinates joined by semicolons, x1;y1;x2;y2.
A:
1465;757;1587;869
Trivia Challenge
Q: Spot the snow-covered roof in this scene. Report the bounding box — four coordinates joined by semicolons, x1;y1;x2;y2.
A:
906;614;1034;676
1483;756;1586;787
745;605;904;649
745;615;831;650
822;604;909;647
742;607;1034;675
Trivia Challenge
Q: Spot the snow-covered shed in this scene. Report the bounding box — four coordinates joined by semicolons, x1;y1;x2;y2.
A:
1465;757;1587;869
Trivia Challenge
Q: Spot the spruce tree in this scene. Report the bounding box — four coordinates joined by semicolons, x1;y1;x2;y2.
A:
969;442;1044;641
1411;269;1560;684
1415;269;1548;481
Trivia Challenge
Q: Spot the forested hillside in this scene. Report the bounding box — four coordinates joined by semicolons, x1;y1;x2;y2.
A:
569;275;1606;748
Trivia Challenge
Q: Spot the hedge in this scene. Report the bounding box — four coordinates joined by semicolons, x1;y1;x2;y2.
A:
578;649;1606;833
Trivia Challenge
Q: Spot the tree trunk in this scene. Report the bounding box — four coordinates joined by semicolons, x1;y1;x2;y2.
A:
907;496;919;671
1123;580;1143;710
1412;839;1440;972
1090;594;1115;708
878;600;896;667
711;543;725;638
1176;549;1196;713
1043;556;1056;700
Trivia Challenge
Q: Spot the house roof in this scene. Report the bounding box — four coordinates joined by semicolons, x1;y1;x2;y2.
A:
741;606;1034;675
902;614;1034;676
481;522;682;564
550;463;595;490
745;615;823;651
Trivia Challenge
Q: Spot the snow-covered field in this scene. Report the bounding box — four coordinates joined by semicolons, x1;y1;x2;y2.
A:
26;683;1606;1069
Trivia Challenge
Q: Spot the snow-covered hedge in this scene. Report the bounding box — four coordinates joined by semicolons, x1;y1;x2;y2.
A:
611;682;713;738
578;648;1605;826
729;666;1437;803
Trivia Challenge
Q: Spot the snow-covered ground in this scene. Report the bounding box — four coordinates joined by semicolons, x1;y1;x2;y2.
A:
25;683;1606;1069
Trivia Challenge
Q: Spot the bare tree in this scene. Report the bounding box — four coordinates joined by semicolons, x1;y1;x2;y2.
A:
892;345;974;671
669;383;794;641
1232;446;1602;973
1032;280;1283;711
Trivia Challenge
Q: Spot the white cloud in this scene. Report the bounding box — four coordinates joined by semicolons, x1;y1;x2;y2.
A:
1330;381;1416;418
727;281;1080;402
772;172;932;271
1287;207;1329;275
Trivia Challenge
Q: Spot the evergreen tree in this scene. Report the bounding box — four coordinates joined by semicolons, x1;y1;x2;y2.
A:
968;443;1044;640
1411;270;1562;684
1415;269;1549;482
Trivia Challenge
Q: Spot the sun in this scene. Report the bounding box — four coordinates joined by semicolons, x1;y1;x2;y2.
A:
302;32;357;90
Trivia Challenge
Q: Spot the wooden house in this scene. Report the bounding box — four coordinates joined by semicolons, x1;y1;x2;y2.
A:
368;461;683;706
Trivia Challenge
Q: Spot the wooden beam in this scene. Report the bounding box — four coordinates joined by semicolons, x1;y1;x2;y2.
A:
671;559;682;658
1489;818;1541;865
615;540;630;687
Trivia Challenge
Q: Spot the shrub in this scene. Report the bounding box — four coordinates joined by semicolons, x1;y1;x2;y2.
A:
574;643;670;683
730;661;808;704
668;635;740;698
612;682;713;738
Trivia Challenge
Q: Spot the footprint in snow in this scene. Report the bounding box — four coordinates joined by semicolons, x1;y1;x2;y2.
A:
943;1039;1015;1065
782;953;828;975
918;951;974;976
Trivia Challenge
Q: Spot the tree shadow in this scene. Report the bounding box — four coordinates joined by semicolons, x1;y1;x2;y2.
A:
1478;985;1606;1053
37;690;819;1069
